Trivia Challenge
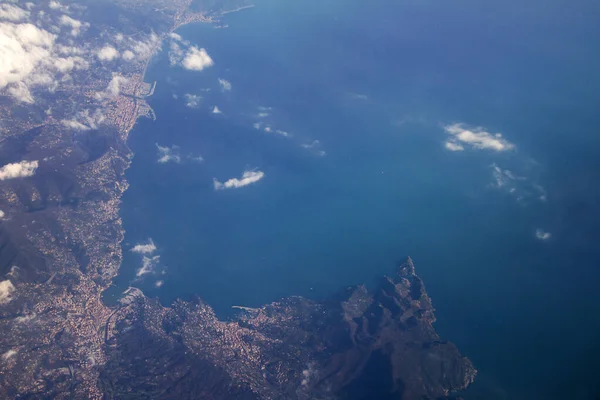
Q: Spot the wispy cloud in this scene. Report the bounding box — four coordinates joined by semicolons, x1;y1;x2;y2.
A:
444;123;514;152
218;78;232;91
0;160;38;180
535;229;551;240
301;140;326;156
489;163;547;203
131;239;157;255
156;144;181;164
136;255;160;277
214;170;265;190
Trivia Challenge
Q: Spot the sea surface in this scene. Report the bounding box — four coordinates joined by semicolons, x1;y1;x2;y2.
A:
110;0;600;398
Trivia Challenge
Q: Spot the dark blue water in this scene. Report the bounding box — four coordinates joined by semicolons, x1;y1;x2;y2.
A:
112;0;600;398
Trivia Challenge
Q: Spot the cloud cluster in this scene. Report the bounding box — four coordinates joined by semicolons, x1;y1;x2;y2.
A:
0;4;29;21
184;93;201;108
156;144;181;164
444;123;514;152
490;163;547;203
0;280;15;304
0;12;89;103
218;78;232;91
214;170;265;190
131;239;157;255
168;33;214;72
0;160;38;180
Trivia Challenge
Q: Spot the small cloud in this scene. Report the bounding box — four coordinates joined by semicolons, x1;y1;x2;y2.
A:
257;112;269;118
253;122;262;130
0;280;16;304
156;144;181;164
14;313;36;324
2;350;17;361
264;126;272;133
535;229;551;241
130;239;156;255
188;155;204;162
212;106;222;114
444;123;514;152
218;78;232;91
59;15;86;36
0;210;5;219
184;93;201;108
122;50;135;61
214;170;265;190
136;255;160;277
182;47;214;71
95;75;128;100
0;160;39;180
301;140;326;156
97;45;120;61
444;141;464;152
155;280;164;288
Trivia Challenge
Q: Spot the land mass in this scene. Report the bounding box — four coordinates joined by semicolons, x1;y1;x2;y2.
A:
0;1;475;398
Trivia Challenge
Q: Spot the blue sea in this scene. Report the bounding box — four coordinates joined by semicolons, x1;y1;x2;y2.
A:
111;0;600;398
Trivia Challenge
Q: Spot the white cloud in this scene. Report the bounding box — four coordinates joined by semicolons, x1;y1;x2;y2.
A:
444;123;514;152
301;140;326;156
97;45;119;61
275;129;291;137
136;255;160;277
59;15;85;36
168;34;213;71
48;1;69;12
156;143;181;164
122;50;135;61
2;350;17;360
184;93;201;108
14;313;36;324
444;141;464;152
0;280;15;304
0;4;29;21
95;75;128;100
0;160;38;180
131;239;157;255
61;108;105;131
0;21;87;103
535;229;551;241
257;112;269;118
0;210;5;219
122;33;160;62
182;47;214;71
218;78;232;91
212;106;222;114
214;170;265;190
155;280;164;288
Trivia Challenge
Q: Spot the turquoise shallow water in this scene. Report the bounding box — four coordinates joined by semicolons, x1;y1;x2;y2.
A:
111;0;600;398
